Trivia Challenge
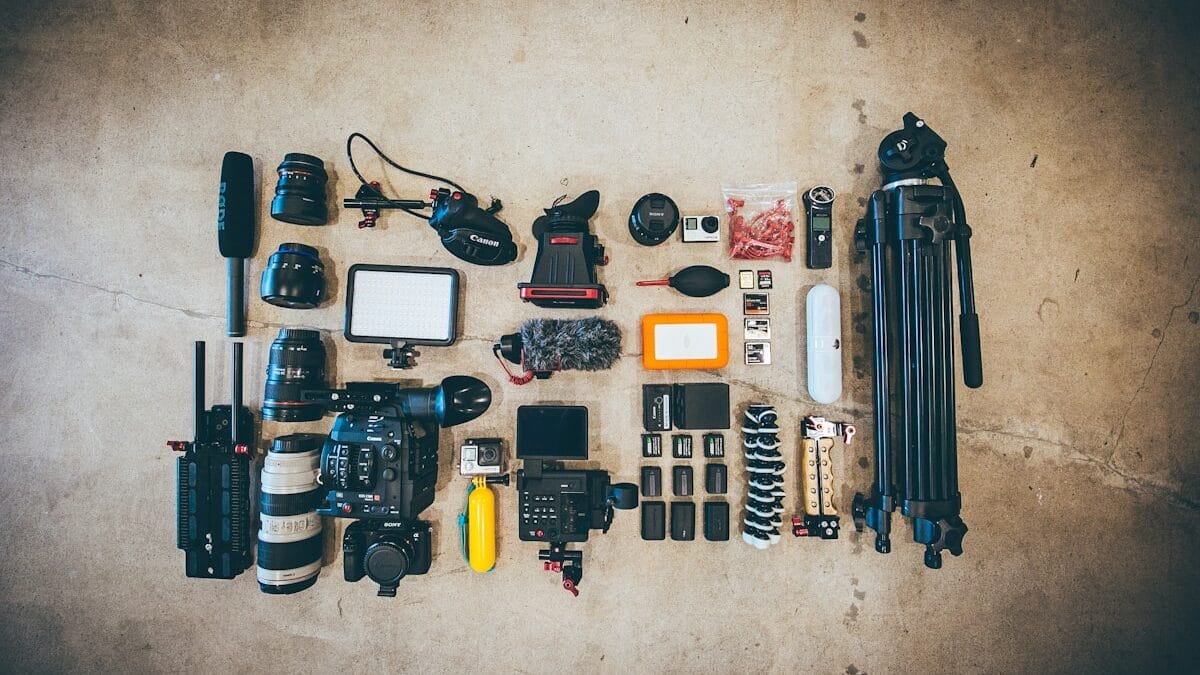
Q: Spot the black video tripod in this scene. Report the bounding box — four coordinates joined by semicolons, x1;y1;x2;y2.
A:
852;113;983;569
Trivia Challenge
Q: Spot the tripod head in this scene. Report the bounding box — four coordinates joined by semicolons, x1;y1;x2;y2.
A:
877;112;949;186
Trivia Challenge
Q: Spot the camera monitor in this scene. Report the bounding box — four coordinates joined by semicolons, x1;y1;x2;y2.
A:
344;264;459;346
516;405;589;460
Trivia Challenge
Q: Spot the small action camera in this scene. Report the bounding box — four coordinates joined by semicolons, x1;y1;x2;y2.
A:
460;438;504;476
681;215;720;243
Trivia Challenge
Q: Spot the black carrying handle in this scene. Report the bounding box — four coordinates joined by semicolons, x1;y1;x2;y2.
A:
960;313;982;388
942;171;984;390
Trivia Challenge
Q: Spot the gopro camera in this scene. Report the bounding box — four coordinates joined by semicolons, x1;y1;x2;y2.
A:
681;215;720;243
460;437;504;476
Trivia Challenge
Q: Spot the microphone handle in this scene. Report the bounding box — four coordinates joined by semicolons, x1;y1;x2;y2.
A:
227;257;245;337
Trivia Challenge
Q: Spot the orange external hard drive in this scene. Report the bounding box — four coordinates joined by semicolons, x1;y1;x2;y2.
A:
641;313;729;370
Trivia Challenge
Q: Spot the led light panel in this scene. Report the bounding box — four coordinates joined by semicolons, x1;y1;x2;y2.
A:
344;265;459;345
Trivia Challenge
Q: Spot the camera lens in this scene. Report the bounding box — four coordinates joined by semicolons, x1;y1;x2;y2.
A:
262;328;327;422
270;153;329;225
701;216;719;233
257;434;325;594
260;243;325;309
480;446;497;462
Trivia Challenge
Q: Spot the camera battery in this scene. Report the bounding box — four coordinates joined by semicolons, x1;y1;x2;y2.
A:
745;342;772;365
642;384;672;431
743;293;769;315
642;501;666;541
642;433;663;458
704;501;730;541
671;502;696;541
672;434;693;459
702;433;725;458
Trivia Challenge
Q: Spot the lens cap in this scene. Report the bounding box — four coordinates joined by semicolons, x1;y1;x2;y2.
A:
364;542;410;584
628;193;679;246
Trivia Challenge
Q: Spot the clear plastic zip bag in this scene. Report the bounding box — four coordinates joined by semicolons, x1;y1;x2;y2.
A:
723;182;798;261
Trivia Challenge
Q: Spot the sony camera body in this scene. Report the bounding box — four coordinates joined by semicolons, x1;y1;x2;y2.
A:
343;519;432;597
460;437;503;476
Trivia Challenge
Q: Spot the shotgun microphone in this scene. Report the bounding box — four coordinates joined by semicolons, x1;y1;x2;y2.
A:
218;152;256;337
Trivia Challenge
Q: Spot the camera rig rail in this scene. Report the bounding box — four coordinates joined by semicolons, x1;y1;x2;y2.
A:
168;341;255;579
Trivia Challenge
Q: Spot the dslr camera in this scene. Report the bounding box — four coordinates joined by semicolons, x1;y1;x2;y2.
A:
343;519;432;597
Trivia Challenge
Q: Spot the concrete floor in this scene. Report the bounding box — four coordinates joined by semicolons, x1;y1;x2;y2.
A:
1;1;1197;672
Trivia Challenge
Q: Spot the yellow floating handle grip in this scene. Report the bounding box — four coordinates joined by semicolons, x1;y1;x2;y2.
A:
468;476;497;573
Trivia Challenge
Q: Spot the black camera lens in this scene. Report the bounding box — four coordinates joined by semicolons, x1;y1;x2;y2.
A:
701;216;719;233
262;328;327;422
260;243;325;309
257;433;324;594
271;153;329;225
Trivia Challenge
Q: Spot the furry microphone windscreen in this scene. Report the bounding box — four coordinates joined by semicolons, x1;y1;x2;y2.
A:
519;317;622;372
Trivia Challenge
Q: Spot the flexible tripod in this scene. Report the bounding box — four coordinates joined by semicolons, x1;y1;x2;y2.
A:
852;113;983;569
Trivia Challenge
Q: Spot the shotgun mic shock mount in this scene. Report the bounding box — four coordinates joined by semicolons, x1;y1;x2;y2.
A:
851;113;982;570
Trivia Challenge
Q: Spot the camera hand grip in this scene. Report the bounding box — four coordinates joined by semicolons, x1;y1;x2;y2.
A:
960;312;982;388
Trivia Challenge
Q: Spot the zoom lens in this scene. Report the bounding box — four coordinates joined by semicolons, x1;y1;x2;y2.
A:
257;434;325;594
262;328;327;422
260;243;325;309
270;153;329;225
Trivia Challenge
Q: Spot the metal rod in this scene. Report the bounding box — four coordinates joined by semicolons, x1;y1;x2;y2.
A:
921;243;936;503
899;241;916;502
230;342;243;445
913;240;931;503
871;241;892;502
932;238;950;501
194;341;205;442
